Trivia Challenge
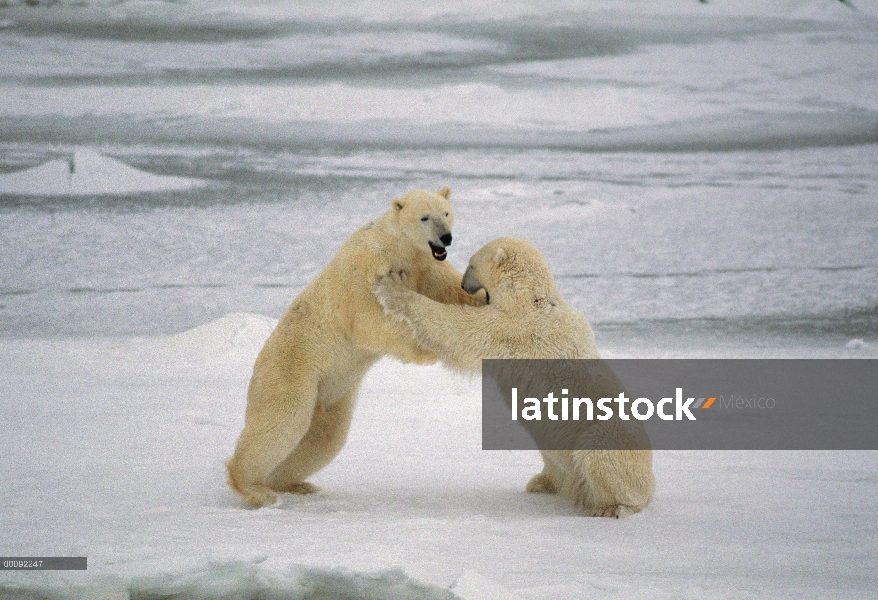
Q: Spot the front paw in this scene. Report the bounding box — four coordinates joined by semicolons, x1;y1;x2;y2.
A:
588;504;639;519
526;472;558;494
374;274;412;317
388;270;408;286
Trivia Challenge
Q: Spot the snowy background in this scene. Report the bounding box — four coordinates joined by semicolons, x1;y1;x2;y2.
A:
1;0;877;598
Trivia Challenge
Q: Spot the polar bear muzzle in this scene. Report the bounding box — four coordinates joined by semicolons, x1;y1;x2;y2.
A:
429;233;452;261
461;265;486;299
429;242;447;261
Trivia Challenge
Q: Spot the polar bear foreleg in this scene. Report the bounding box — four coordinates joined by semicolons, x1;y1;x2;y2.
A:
375;277;489;372
568;450;654;518
418;260;486;307
525;472;558;494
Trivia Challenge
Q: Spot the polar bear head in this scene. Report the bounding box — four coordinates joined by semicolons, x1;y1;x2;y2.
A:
461;237;559;308
392;187;455;261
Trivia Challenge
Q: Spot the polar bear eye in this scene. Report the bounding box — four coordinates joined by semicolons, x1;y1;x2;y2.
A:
420;216;429;222
444;212;449;217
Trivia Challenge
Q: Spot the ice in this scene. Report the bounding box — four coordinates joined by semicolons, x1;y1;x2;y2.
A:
845;338;873;349
2;1;876;153
0;562;458;600
0;148;206;196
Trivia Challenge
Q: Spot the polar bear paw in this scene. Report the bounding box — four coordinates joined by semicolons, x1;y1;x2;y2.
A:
525;473;558;494
276;482;322;495
235;484;278;508
588;504;640;519
374;271;413;312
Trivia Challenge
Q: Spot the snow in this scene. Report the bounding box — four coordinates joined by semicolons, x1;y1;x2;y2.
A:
0;148;206;196
1;315;876;599
845;338;873;350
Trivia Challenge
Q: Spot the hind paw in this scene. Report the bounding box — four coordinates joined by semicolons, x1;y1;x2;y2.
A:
276;481;321;495
234;484;278;508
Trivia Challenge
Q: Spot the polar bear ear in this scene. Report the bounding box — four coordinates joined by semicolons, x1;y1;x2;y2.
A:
437;186;451;200
493;246;509;265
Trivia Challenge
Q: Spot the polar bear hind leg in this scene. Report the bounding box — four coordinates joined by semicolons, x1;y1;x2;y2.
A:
266;391;357;494
227;374;319;507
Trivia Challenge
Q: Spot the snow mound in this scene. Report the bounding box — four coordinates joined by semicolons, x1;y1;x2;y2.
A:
845;337;873;349
0;563;459;600
162;313;278;358
0;148;206;196
119;312;278;370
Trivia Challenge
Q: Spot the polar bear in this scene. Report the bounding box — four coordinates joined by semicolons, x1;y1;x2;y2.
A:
227;187;483;507
375;237;654;517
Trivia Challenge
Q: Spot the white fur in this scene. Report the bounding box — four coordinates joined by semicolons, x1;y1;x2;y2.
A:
375;237;655;517
227;187;483;507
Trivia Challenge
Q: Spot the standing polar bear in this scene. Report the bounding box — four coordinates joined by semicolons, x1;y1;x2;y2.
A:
375;237;654;517
227;187;482;507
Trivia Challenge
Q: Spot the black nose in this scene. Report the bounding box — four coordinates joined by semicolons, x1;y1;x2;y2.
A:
440;233;452;246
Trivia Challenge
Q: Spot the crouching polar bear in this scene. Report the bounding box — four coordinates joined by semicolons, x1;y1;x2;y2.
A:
227;187;483;507
375;237;654;517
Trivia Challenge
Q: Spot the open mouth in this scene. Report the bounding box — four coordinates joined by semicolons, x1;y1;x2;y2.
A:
429;242;448;261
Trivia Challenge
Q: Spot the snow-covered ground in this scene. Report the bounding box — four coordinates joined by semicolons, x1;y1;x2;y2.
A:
1;314;876;600
1;1;877;598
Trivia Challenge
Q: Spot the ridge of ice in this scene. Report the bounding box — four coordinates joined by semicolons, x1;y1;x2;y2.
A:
0;148;207;196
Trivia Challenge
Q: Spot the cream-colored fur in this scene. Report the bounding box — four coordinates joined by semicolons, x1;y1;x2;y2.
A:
375;237;655;517
227;187;482;507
